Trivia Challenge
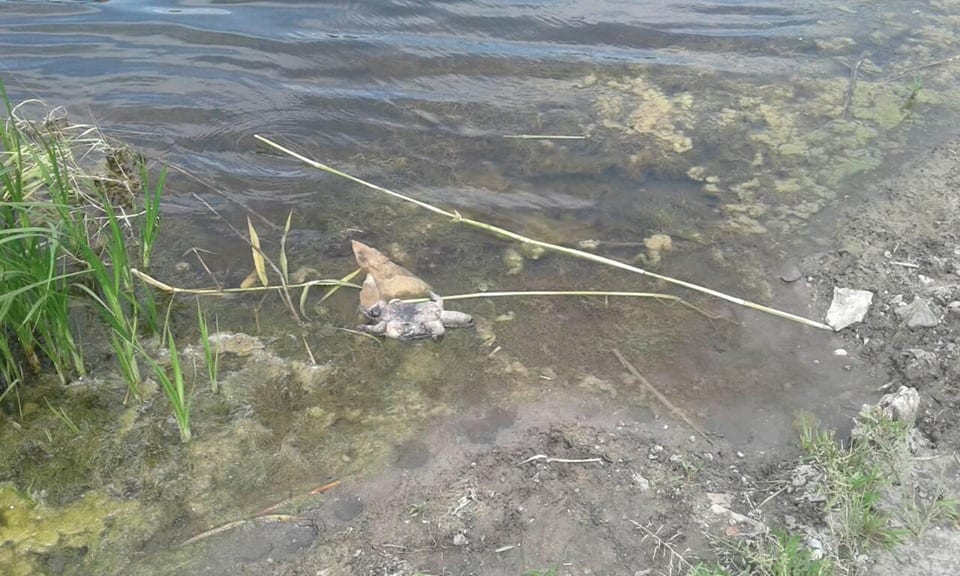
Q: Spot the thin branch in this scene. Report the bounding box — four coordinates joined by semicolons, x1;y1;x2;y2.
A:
613;348;714;444
883;53;960;84
519;454;603;465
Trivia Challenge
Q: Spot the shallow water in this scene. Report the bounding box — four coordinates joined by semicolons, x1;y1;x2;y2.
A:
2;0;960;573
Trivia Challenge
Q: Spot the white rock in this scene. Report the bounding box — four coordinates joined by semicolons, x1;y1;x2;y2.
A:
833;348;848;357
825;287;874;331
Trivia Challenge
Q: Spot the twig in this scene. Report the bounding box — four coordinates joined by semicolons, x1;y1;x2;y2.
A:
302;336;317;365
186;247;222;290
754;484;789;512
841;51;869;118
889;260;920;269
883;53;960;84
164;159;281;230
180;519;247;546
308;479;342;495
180;514;301;547
519;454;603;465
613;348;714;445
254;134;832;331
631;521;693;571
256;480;342;515
130;268;358;295
503;134;587;140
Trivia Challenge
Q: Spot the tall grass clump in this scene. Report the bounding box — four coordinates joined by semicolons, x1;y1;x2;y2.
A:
0;79;163;398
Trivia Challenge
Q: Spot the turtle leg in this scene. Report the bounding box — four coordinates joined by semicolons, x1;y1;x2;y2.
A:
427;290;443;310
356;322;387;336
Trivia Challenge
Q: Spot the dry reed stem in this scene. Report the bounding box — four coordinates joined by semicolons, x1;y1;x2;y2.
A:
253;134;833;331
130;268;356;295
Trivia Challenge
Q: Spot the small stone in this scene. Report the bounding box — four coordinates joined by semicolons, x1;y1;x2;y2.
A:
896;297;939;329
833;348;848;357
174;261;191;273
878;386;920;427
207;331;264;357
453;533;468;546
825;287;874;330
632;471;650;491
778;260;803;283
643;234;673;253
948;301;960;314
494;311;516;322
807;537;824;560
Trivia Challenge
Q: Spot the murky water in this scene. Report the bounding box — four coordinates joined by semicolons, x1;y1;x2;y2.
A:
3;0;960;573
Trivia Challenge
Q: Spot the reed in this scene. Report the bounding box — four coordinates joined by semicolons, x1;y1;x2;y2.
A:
144;330;192;442
196;298;220;394
1;79;164;401
1;84;85;385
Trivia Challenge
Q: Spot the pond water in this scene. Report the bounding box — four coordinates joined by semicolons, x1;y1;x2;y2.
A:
2;1;960;574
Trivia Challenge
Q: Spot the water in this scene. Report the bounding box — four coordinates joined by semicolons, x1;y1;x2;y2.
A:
2;1;960;573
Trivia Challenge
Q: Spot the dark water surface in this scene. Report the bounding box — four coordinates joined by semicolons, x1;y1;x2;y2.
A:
2;0;960;572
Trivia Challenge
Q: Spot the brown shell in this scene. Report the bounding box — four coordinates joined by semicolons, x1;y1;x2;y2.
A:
358;273;382;311
351;240;432;300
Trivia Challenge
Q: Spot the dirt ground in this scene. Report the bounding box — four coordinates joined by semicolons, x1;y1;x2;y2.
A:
163;136;960;576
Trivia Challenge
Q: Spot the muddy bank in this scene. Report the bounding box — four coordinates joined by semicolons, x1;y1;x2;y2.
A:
166;136;960;576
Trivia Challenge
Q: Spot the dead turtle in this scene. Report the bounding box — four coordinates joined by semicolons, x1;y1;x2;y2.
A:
358;291;473;341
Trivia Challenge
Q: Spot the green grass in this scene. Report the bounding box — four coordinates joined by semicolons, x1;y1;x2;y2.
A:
197;297;220;394
722;531;832;576
145;329;192;442
1;85;86;388
1;78;162;401
798;413;908;557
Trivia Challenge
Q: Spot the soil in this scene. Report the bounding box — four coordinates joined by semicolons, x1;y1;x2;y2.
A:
169;137;960;576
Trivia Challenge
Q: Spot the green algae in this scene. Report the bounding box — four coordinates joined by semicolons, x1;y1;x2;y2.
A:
0;483;139;575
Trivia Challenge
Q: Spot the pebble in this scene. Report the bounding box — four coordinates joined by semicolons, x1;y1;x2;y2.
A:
895;297;939;329
778;260;803;283
833;348;848;357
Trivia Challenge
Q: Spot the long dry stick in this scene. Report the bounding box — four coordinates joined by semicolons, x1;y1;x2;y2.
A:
421;290;720;320
254;135;833;331
131;268;357;295
612;348;713;444
126;273;721;320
